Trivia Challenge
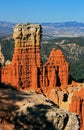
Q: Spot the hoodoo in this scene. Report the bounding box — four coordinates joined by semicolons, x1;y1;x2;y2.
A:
1;24;42;90
0;23;84;130
1;23;69;91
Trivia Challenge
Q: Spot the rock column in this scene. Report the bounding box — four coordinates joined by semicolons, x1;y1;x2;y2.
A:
1;24;42;90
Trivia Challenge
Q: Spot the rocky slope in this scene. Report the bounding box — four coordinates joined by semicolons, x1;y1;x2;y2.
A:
0;84;79;130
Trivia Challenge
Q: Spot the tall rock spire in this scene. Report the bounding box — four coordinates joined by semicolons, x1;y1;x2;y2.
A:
1;24;42;90
1;23;69;91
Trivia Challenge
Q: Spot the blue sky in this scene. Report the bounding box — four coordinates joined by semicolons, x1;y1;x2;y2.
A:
0;0;84;23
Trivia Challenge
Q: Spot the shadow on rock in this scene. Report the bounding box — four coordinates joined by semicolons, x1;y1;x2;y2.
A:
13;104;57;130
0;83;80;130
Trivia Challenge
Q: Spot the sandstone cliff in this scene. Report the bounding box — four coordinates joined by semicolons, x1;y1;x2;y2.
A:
1;23;69;91
0;23;84;130
69;84;84;130
1;24;42;90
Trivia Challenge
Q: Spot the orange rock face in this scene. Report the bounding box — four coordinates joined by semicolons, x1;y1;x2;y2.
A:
1;24;69;91
0;23;84;130
69;88;84;130
42;48;69;91
1;24;42;91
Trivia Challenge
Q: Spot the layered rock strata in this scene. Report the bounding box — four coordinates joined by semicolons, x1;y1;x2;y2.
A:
1;24;69;91
42;48;69;93
0;23;84;130
69;87;84;130
1;24;42;90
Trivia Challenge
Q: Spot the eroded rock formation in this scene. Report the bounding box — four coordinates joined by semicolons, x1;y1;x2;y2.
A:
41;48;69;97
0;85;80;130
1;24;42;91
1;24;69;91
0;23;84;130
69;87;84;130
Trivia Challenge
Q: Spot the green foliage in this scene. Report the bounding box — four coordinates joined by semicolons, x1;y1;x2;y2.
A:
0;37;14;61
27;22;31;25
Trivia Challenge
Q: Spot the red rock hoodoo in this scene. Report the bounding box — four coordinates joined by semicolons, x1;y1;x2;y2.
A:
0;23;84;130
69;87;84;130
42;48;69;91
1;24;42;90
1;24;69;91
